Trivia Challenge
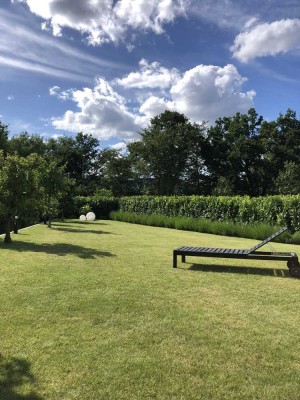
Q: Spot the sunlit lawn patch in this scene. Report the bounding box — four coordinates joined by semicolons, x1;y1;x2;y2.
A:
1;220;300;399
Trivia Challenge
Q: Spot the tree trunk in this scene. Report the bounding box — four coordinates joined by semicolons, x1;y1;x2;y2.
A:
48;218;52;228
4;218;12;243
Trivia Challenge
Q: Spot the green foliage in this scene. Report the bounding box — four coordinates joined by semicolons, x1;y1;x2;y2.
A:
2;107;300;201
8;132;47;157
275;161;300;194
0;151;43;241
79;204;92;215
39;159;73;227
206;108;266;196
98;148;135;196
0;121;9;155
129;110;206;195
46;132;100;196
0;152;42;217
94;188;113;197
118;195;300;232
74;195;119;218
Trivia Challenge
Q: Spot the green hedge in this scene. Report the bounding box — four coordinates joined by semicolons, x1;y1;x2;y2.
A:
118;195;300;231
73;194;300;231
74;195;119;218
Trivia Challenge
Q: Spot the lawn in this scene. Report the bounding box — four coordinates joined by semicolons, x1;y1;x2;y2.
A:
1;220;300;400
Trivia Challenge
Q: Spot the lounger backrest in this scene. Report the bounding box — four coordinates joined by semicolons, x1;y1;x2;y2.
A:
248;226;288;253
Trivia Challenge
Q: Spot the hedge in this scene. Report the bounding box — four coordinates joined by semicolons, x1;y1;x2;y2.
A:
118;195;300;231
74;195;119;218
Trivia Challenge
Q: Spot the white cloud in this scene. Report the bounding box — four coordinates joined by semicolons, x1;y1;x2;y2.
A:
139;96;175;118
51;61;255;139
18;0;188;45
110;142;128;152
52;78;141;139
7;95;14;101
114;0;187;34
244;17;258;29
49;85;60;96
116;59;180;89
231;18;300;62
168;64;255;123
49;85;73;100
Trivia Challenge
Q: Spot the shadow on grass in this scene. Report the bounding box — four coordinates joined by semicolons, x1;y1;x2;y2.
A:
53;221;107;226
0;354;44;400
51;227;114;235
186;263;290;278
2;241;115;259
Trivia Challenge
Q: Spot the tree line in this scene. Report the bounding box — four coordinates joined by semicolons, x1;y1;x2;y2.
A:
1;107;300;240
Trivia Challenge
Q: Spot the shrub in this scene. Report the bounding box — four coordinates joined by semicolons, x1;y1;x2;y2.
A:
74;195;119;218
118;195;300;231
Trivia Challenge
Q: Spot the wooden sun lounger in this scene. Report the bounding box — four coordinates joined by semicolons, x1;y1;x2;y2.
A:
173;226;300;277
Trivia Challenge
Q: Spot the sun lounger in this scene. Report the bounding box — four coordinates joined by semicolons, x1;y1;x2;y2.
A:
173;226;300;277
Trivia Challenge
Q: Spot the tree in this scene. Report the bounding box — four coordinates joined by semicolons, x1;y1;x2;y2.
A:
0;121;9;155
46;133;100;195
212;176;235;196
133;110;205;195
127;141;152;194
275;161;300;195
260;109;300;192
205;108;267;196
98;148;134;196
39;159;73;228
8;132;47;157
0;152;42;243
178;122;207;195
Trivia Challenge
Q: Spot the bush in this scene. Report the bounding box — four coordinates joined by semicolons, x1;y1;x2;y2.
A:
74;195;119;218
118;195;300;231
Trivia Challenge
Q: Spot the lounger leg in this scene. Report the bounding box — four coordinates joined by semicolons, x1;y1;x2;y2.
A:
182;255;186;263
173;251;177;268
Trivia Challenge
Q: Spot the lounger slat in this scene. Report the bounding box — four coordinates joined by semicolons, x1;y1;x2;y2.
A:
249;226;288;253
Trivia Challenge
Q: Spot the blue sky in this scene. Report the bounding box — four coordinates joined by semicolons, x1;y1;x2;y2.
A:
1;0;300;148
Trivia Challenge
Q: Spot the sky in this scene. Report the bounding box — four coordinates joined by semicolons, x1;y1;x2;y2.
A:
1;0;300;149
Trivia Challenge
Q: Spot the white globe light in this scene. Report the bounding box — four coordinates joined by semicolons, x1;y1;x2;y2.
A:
86;212;96;221
79;215;86;221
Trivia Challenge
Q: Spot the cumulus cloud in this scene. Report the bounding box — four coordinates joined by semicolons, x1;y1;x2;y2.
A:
168;64;255;123
139;95;175;118
231;18;300;62
116;59;180;89
52;78;141;139
18;0;188;45
137;64;255;124
51;61;255;140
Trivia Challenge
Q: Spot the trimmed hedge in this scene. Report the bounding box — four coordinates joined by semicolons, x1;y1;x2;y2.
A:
118;195;300;231
74;195;119;218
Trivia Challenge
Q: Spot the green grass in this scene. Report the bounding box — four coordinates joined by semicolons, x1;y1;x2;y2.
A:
110;210;300;244
1;220;300;399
